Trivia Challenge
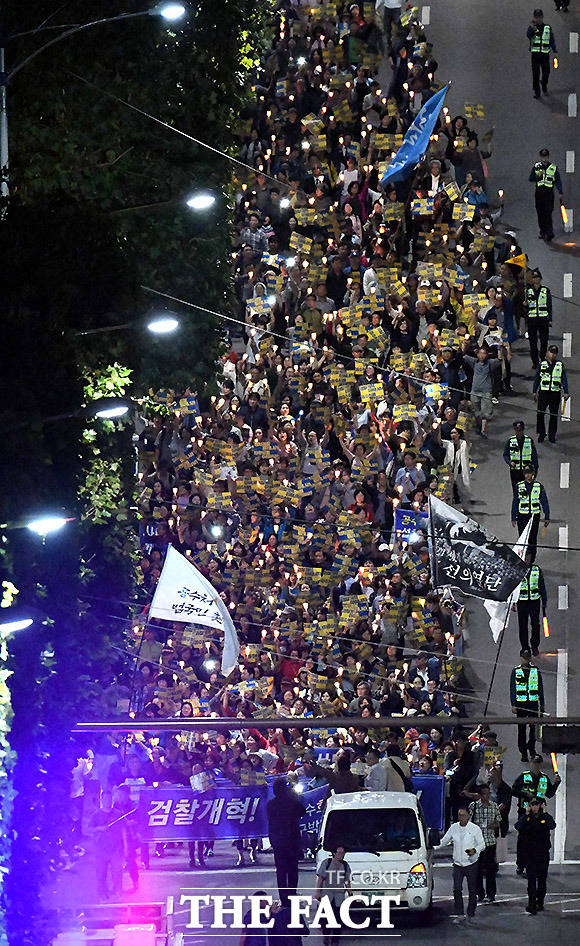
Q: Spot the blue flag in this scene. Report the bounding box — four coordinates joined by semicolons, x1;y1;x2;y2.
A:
380;85;449;186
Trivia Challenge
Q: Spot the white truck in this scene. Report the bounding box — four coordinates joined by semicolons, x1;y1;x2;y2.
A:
316;791;435;912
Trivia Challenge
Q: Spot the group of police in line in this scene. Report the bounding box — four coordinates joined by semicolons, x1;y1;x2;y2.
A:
498;255;567;913
503;31;569;903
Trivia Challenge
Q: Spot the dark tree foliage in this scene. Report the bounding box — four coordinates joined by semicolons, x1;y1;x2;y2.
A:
0;1;270;941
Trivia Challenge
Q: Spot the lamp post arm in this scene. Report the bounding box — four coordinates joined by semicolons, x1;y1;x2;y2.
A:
74;322;133;337
5;10;150;83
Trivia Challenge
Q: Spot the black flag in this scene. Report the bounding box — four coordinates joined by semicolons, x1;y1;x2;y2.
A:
427;497;529;601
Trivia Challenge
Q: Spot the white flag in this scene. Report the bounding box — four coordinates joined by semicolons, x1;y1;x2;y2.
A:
483;519;533;642
149;545;239;675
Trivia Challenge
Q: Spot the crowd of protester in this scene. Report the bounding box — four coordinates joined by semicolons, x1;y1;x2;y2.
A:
70;0;555;894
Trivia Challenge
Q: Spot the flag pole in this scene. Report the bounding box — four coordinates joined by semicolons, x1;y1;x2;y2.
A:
483;593;512;716
428;493;439;593
427;493;450;693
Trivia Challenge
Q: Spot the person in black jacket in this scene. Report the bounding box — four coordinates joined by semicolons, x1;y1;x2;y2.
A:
266;778;306;907
240;393;269;433
515;797;556;914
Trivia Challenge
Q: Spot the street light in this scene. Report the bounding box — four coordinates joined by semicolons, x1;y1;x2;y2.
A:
85;396;136;419
147;314;180;334
0;615;33;634
90;397;130;420
186;192;216;211
154;3;187;19
26;516;69;537
75;312;180;337
3;396;137;432
94;405;129;419
0;603;50;634
0;4;188;198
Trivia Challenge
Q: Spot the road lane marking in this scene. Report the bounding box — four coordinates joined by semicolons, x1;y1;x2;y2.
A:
554;648;569;864
566;150;575;173
422;6;430;24
560;462;570;488
565;207;574;232
570;32;579;53
563;332;572;357
559;525;569;550
559;585;569;610
563;273;573;297
569;93;578;117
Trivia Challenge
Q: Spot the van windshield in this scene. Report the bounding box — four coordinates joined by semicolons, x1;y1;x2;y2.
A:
323;808;421;853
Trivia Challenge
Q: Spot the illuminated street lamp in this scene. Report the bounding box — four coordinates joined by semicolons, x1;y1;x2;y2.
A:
147;314;180;334
0;615;33;633
186;192;217;211
26;516;68;537
76;312;180;337
154;3;187;20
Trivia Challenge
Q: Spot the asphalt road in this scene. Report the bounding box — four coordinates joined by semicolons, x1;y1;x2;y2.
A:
47;842;580;942
426;0;580;862
123;851;580;942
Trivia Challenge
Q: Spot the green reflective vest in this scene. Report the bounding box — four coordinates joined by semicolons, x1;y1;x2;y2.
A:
539;360;563;392
515;666;540;702
509;436;533;468
518;481;541;515
530;25;552;53
534;162;557;188
519;566;541;601
523;771;548;798
527;286;549;318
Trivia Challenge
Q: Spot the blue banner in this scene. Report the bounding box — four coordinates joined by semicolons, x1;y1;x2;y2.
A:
411;775;446;831
299;784;329;850
380;85;449;186
394;507;429;541
141;783;328;842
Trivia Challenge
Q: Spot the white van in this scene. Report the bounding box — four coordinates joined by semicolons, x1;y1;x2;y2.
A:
316;791;434;911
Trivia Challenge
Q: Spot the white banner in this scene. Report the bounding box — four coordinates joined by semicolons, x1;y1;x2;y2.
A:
483;519;533;642
149;545;239;675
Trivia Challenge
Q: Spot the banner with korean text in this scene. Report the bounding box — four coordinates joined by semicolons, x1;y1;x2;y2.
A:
427;496;529;601
141;784;329;842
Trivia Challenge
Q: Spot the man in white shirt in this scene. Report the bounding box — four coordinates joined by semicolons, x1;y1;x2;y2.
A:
428;158;445;197
436;806;485;921
365;747;388;791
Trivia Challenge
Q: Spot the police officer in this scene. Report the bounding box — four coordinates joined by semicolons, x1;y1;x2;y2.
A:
516;552;547;655
515;797;556;913
511;466;550;561
503;421;539;489
524;269;552;367
513;756;559;877
526;11;557;98
533;344;569;443
512;754;560;812
510;652;545;762
529;148;563;240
